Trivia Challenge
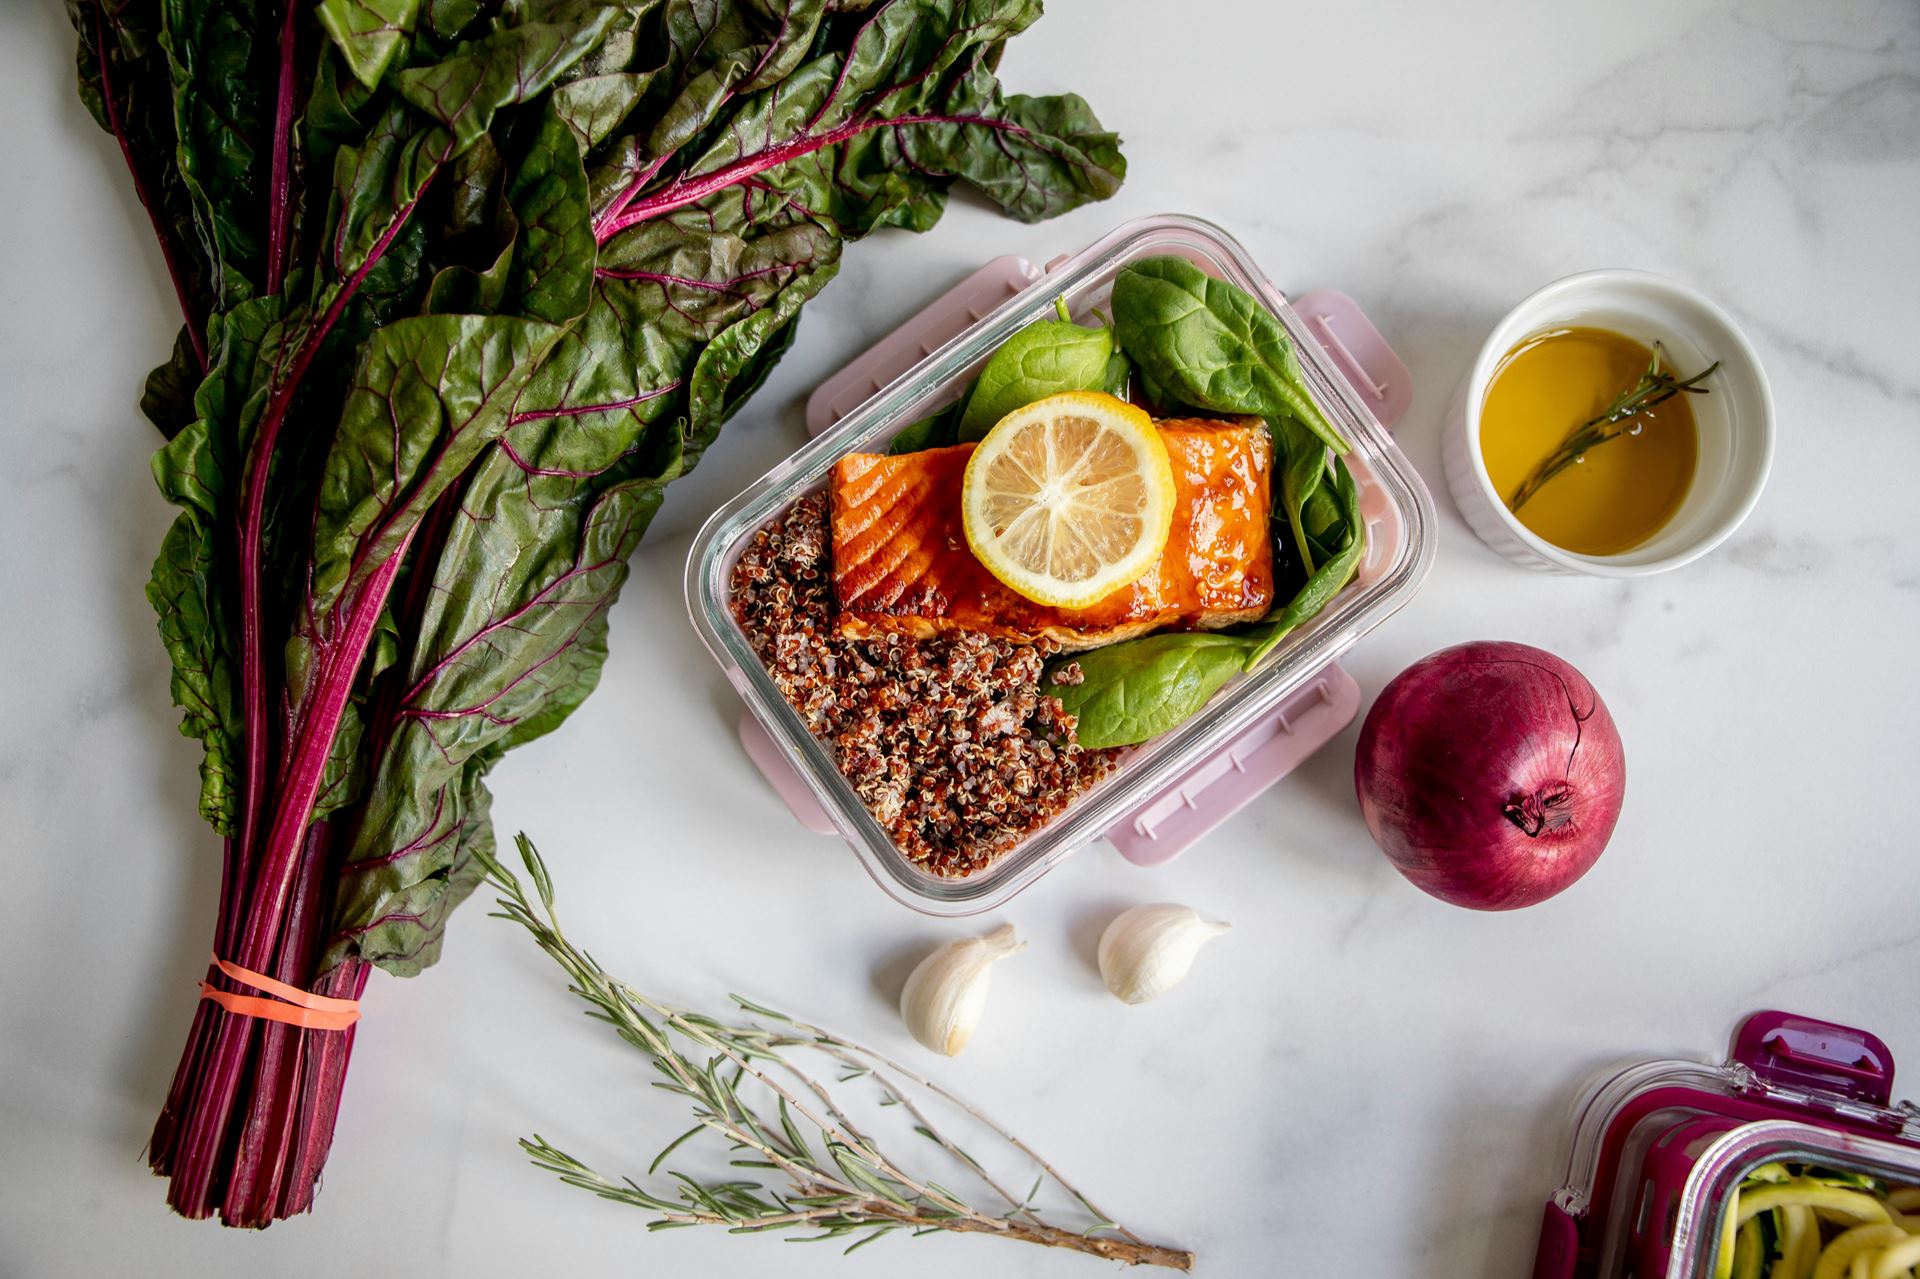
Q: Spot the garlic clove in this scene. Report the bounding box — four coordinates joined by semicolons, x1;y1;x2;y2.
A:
899;923;1026;1055
1096;904;1230;1005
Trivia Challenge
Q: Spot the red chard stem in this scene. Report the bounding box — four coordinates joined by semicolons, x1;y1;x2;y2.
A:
594;113;1031;243
264;0;301;296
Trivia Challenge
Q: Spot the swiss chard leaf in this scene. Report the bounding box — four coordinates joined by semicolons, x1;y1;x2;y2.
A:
641;0;829;158
156;0;270;312
394;6;623;153
316;0;421;89
300;314;566;645
70;0;218;365
712;304;804;426
141;327;206;438
596;0;1124;242
313;109;738;967
898;72;1127;224
551;70;654;150
594;219;840;342
324;100;447;290
684;266;836;466
329;430;683;971
336;746;501;974
502;110;599;325
147;427;240;833
632;0;829;162
143;298;292;833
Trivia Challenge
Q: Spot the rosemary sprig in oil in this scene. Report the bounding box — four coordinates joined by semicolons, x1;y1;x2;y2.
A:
1507;346;1719;513
484;836;1194;1270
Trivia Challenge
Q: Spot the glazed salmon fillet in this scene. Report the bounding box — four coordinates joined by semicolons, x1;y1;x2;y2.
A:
829;417;1273;650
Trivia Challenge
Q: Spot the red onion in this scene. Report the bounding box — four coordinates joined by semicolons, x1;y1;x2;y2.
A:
1353;641;1625;910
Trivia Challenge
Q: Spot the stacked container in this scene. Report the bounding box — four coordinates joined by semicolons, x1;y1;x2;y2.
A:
1535;1011;1920;1278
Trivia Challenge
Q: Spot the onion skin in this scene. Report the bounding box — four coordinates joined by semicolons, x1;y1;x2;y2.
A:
1353;641;1625;910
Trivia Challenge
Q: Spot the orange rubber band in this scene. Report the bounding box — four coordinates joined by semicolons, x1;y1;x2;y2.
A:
198;954;360;1031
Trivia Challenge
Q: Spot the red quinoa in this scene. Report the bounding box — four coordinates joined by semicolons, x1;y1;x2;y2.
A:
730;493;1117;877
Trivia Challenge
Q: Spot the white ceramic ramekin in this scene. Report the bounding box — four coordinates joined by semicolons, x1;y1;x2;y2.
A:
1442;269;1774;576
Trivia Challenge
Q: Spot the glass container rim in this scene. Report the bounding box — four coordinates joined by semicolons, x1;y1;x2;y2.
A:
683;213;1437;913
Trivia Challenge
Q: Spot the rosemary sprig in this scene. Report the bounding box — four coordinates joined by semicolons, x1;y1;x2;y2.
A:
483;835;1194;1270
1507;346;1719;513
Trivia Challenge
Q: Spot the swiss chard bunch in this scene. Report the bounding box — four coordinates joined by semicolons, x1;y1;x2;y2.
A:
71;0;1122;1226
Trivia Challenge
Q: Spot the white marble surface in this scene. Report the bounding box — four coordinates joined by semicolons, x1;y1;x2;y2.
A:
3;1;1918;1275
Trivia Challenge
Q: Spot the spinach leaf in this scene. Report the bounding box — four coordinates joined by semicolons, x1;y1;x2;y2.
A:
1134;364;1191;417
1273;411;1333;573
1301;486;1349;566
1239;455;1366;670
1101;348;1133;397
957;313;1113;440
1111;255;1349;453
1050;632;1253;750
1048;437;1368;748
890;386;972;455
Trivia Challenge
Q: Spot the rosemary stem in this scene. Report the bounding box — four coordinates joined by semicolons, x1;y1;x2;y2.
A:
485;837;1190;1268
1506;348;1719;514
782;1018;1147;1245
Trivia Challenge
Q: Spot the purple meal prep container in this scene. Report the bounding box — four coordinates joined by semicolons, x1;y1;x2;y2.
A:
1535;1011;1920;1279
683;214;1436;915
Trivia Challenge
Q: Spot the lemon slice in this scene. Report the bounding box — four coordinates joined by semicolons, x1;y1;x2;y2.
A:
961;391;1176;608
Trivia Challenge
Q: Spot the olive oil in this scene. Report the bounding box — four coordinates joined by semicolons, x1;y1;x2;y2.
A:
1480;327;1698;555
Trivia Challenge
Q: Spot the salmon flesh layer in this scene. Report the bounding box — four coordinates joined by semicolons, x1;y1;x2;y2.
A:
828;417;1274;650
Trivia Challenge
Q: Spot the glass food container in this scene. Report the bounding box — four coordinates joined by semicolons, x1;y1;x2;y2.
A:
684;214;1436;914
1534;1010;1920;1279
